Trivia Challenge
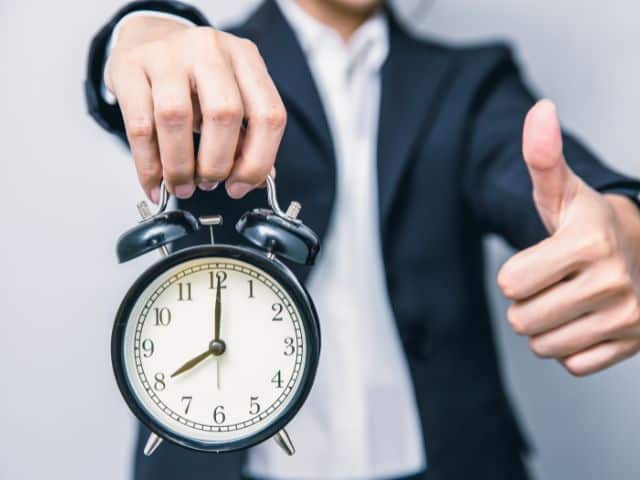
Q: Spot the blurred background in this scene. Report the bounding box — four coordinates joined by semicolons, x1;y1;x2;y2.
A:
1;0;639;478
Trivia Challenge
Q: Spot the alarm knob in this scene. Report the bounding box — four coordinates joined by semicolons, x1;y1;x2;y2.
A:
116;182;200;263
236;177;319;265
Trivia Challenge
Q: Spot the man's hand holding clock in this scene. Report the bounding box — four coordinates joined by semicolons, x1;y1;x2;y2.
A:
105;15;286;202
498;100;640;376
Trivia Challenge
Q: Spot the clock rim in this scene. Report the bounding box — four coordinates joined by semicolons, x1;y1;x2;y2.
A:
111;244;321;453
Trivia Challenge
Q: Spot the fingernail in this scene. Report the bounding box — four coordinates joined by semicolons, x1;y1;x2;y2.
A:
149;186;160;204
175;183;196;199
227;182;253;199
198;181;219;191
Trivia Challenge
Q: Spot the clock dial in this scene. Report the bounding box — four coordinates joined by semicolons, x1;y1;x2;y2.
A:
122;257;307;444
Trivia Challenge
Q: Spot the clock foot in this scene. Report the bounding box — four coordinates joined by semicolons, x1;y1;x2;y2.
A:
143;432;163;456
274;428;295;456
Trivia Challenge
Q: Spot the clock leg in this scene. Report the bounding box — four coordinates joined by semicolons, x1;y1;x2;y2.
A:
273;428;295;456
143;432;163;456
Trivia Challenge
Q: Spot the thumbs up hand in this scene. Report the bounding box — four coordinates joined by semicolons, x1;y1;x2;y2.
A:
498;100;640;376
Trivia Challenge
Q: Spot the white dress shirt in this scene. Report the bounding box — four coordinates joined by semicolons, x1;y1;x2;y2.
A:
248;2;426;478
106;2;426;478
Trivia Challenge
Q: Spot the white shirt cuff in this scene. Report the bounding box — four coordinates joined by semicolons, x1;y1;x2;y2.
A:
101;10;195;105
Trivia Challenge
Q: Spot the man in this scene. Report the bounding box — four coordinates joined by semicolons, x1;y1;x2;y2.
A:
85;0;640;479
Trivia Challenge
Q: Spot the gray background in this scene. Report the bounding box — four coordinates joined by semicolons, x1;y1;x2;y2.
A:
1;0;638;479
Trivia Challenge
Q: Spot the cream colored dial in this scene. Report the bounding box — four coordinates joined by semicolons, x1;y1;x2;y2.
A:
122;257;306;444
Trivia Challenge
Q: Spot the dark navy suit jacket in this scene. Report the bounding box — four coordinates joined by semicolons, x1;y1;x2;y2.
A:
85;1;640;478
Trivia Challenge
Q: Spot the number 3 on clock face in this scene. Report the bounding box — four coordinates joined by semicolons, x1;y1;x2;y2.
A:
112;246;320;452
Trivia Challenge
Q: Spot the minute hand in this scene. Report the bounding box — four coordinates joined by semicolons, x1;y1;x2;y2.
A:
214;280;221;341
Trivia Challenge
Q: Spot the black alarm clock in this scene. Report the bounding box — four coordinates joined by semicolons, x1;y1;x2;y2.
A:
111;176;321;457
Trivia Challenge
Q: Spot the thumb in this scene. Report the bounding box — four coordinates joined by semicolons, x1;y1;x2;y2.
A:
523;99;580;232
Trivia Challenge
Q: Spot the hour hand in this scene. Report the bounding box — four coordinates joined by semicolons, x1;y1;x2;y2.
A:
170;350;211;378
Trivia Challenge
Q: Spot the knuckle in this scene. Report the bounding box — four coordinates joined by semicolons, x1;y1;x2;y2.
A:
201;102;243;127
137;160;162;180
253;105;287;130
193;27;220;50
582;230;616;261
529;337;551;358
563;359;587;377
198;161;233;182
163;161;194;181
619;296;640;330
612;341;637;363
238;38;260;56
156;102;192;126
127;119;154;139
508;305;528;336
497;268;516;299
610;258;633;291
597;313;620;338
234;161;271;185
195;26;217;39
596;258;633;300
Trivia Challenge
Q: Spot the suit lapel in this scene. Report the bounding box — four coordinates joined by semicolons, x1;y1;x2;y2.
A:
377;13;455;228
239;0;335;162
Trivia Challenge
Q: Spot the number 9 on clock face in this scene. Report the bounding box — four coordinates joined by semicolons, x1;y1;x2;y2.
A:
112;246;320;452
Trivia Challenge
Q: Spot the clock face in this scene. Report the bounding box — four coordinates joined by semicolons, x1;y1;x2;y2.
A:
118;253;311;449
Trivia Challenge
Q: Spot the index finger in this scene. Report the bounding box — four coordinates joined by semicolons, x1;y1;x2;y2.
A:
223;37;286;198
498;232;583;300
111;63;162;203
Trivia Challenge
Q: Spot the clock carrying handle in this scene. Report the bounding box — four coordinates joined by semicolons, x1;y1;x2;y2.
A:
151;175;301;225
150;179;171;217
264;176;303;225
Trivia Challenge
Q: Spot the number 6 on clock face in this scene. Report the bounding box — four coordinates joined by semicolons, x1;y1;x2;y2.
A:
112;246;320;453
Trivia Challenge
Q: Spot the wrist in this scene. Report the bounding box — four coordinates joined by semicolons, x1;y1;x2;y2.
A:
605;194;640;273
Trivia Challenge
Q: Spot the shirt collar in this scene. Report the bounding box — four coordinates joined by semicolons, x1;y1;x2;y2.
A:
275;0;389;73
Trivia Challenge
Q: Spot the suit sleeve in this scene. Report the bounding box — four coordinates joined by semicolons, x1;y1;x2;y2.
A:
83;1;210;145
462;46;640;250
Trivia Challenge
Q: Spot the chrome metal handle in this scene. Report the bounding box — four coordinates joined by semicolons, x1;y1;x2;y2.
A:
151;180;170;217
265;176;302;225
147;176;301;224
